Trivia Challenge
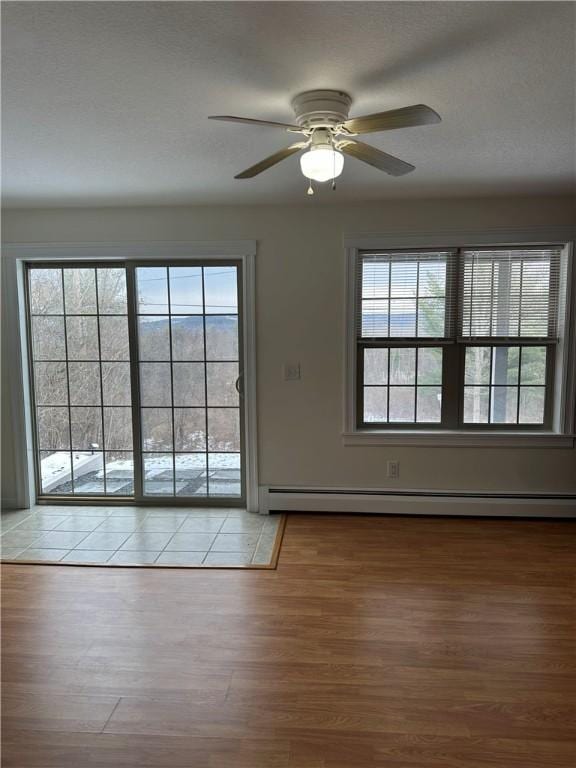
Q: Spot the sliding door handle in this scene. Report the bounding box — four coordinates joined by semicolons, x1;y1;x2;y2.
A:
235;373;244;397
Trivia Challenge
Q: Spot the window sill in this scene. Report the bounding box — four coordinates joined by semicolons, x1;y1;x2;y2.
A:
342;430;575;448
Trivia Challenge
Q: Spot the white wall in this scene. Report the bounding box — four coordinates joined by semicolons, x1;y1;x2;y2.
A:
2;196;576;507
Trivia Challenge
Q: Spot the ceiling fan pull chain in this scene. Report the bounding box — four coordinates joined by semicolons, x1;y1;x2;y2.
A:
307;180;314;196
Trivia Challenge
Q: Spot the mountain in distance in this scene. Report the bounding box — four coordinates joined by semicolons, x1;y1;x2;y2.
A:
141;314;237;329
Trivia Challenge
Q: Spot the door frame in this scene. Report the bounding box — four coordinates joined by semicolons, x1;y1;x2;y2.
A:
5;242;259;512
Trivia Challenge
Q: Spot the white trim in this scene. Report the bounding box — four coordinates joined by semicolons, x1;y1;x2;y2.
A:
16;261;36;507
2;241;259;511
556;242;576;433
242;252;259;512
3;241;257;260
344;225;576;251
259;485;576;518
1;257;32;509
343;431;574;448
343;246;358;434
344;227;576;445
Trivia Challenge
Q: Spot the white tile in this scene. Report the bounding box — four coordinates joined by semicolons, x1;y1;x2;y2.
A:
137;517;186;532
0;512;35;532
210;533;260;552
11;515;70;531
1;547;29;560
130;507;188;518
100;507;146;517
16;548;69;562
204;552;253;566
119;532;173;551
258;530;279;545
108;551;161;565
75;532;131;550
1;531;44;548
182;509;228;518
251;549;274;565
220;516;264;534
33;531;90;549
94;518;143;533
178;517;224;533
164;533;217;551
252;537;276;565
222;508;248;517
55;517;107;532
39;506;112;517
155;551;206;566
61;550;113;564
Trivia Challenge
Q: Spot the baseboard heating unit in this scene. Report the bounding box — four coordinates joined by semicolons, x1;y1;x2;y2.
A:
259;486;576;518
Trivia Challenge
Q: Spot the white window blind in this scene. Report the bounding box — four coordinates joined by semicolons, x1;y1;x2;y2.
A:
357;251;457;339
459;247;562;340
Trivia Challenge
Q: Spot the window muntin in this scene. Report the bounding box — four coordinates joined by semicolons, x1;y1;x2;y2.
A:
27;265;134;496
355;246;563;431
463;346;548;425
361;347;443;425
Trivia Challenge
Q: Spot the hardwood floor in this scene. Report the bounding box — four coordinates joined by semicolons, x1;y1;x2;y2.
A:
2;513;575;767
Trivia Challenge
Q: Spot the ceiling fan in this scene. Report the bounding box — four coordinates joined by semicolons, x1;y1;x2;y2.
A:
209;89;441;194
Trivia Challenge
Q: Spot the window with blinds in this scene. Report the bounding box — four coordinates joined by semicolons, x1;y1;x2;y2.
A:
459;248;561;340
355;245;565;430
358;251;456;339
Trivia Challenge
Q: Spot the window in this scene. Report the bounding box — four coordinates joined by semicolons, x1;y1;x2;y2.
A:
354;246;566;433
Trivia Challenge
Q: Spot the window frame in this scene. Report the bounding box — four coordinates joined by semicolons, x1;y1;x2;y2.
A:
344;233;575;447
4;241;259;511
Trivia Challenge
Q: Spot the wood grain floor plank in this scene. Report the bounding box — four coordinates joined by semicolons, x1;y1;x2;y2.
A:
2;514;575;767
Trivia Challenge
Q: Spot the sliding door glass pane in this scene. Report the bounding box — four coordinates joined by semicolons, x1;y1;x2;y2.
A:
27;265;134;496
135;264;243;498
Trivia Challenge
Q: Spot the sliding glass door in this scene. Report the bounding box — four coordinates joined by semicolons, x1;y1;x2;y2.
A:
25;261;245;504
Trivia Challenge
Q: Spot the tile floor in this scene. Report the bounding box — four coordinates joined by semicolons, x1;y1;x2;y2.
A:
0;506;283;567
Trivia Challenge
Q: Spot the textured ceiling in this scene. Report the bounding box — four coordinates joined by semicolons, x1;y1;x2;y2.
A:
2;1;575;207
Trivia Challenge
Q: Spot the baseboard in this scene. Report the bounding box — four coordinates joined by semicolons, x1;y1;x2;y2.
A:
259;486;576;518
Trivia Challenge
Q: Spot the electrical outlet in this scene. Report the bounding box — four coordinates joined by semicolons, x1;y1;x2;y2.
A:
387;460;399;479
283;362;301;381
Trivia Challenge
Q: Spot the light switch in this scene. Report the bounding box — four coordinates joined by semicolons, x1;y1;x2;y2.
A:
283;362;301;381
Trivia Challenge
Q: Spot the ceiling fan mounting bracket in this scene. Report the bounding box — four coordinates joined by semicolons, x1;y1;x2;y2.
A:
291;89;352;130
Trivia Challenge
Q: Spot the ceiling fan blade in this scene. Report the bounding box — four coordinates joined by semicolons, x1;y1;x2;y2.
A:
342;104;441;135
235;143;308;179
209;115;304;132
339;140;415;176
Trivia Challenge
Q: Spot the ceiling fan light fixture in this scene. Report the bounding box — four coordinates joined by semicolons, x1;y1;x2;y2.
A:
299;147;344;183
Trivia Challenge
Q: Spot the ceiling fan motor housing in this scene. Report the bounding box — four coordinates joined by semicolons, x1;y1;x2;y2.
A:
292;89;352;129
